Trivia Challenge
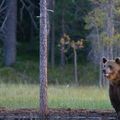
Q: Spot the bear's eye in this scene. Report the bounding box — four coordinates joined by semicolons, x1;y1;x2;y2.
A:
108;65;112;69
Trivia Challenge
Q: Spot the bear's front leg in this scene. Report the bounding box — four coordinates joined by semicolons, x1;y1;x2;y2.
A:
109;84;120;120
117;112;120;120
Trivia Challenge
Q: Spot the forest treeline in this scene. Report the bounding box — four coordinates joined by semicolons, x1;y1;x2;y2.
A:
0;0;120;86
0;0;91;66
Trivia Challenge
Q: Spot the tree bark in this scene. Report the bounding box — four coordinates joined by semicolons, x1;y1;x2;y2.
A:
61;0;65;68
73;48;78;85
40;0;48;115
4;0;17;66
51;0;55;68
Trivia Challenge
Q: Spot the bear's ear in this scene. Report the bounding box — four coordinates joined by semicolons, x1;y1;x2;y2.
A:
102;57;107;63
115;58;120;64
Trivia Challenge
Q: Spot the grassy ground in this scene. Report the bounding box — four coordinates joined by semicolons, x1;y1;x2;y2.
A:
0;84;112;110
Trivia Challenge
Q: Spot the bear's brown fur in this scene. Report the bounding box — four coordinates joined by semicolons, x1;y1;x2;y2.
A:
102;57;120;119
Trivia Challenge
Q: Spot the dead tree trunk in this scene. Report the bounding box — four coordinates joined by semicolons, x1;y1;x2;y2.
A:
73;48;78;85
40;0;48;115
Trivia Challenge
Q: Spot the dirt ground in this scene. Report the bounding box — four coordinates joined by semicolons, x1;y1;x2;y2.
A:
0;107;117;120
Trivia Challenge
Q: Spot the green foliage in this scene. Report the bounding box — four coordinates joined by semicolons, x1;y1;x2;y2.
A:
48;65;74;84
0;67;21;83
0;58;98;85
0;61;39;84
85;8;106;29
48;63;99;85
101;33;120;46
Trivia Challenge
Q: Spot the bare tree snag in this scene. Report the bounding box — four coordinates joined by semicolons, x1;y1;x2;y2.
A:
40;0;48;115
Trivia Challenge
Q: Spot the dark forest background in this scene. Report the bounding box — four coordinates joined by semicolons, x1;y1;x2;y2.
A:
0;0;120;86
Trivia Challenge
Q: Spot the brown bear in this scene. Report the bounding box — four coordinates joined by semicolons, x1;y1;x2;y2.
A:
102;57;120;119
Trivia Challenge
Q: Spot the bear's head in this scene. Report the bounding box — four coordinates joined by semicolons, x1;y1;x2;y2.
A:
102;57;120;84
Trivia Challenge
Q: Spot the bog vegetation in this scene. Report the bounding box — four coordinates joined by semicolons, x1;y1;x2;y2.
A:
0;84;112;109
